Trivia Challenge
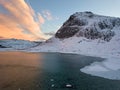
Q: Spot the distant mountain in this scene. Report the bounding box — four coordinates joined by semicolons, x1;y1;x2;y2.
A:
29;11;120;58
0;39;41;50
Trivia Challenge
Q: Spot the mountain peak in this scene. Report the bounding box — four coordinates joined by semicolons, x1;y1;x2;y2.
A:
73;11;94;18
55;12;120;41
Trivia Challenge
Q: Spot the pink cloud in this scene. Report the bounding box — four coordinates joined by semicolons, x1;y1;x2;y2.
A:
0;0;46;41
37;13;45;25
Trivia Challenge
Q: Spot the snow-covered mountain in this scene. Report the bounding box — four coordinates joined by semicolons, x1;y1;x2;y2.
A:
55;11;119;41
29;11;120;57
28;11;120;80
0;39;40;50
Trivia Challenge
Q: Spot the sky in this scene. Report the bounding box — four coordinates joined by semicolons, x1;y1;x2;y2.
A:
0;0;120;41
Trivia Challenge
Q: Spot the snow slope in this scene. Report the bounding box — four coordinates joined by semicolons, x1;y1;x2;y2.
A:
28;12;120;80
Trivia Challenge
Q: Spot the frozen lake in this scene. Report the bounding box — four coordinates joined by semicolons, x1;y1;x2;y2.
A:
0;52;120;90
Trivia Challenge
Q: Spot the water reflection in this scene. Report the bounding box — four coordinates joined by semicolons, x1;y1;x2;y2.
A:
0;52;43;90
0;52;42;67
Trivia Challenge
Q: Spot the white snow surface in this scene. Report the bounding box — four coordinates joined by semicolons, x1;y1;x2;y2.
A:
28;27;120;58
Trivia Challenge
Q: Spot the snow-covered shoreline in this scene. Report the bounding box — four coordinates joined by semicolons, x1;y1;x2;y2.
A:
30;50;120;80
0;45;120;80
25;35;120;80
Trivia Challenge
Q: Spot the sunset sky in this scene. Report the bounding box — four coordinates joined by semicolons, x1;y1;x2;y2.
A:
0;0;120;41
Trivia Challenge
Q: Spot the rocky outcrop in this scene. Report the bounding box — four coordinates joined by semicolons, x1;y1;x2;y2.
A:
55;26;79;38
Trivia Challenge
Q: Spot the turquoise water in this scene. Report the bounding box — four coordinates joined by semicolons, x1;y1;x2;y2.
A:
0;52;120;90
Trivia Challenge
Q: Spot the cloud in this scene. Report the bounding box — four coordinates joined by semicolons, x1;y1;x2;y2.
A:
0;0;46;41
37;13;45;25
44;31;55;36
42;10;53;20
42;10;60;21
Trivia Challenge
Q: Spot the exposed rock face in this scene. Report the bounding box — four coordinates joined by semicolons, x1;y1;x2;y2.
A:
55;11;120;41
55;27;79;38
